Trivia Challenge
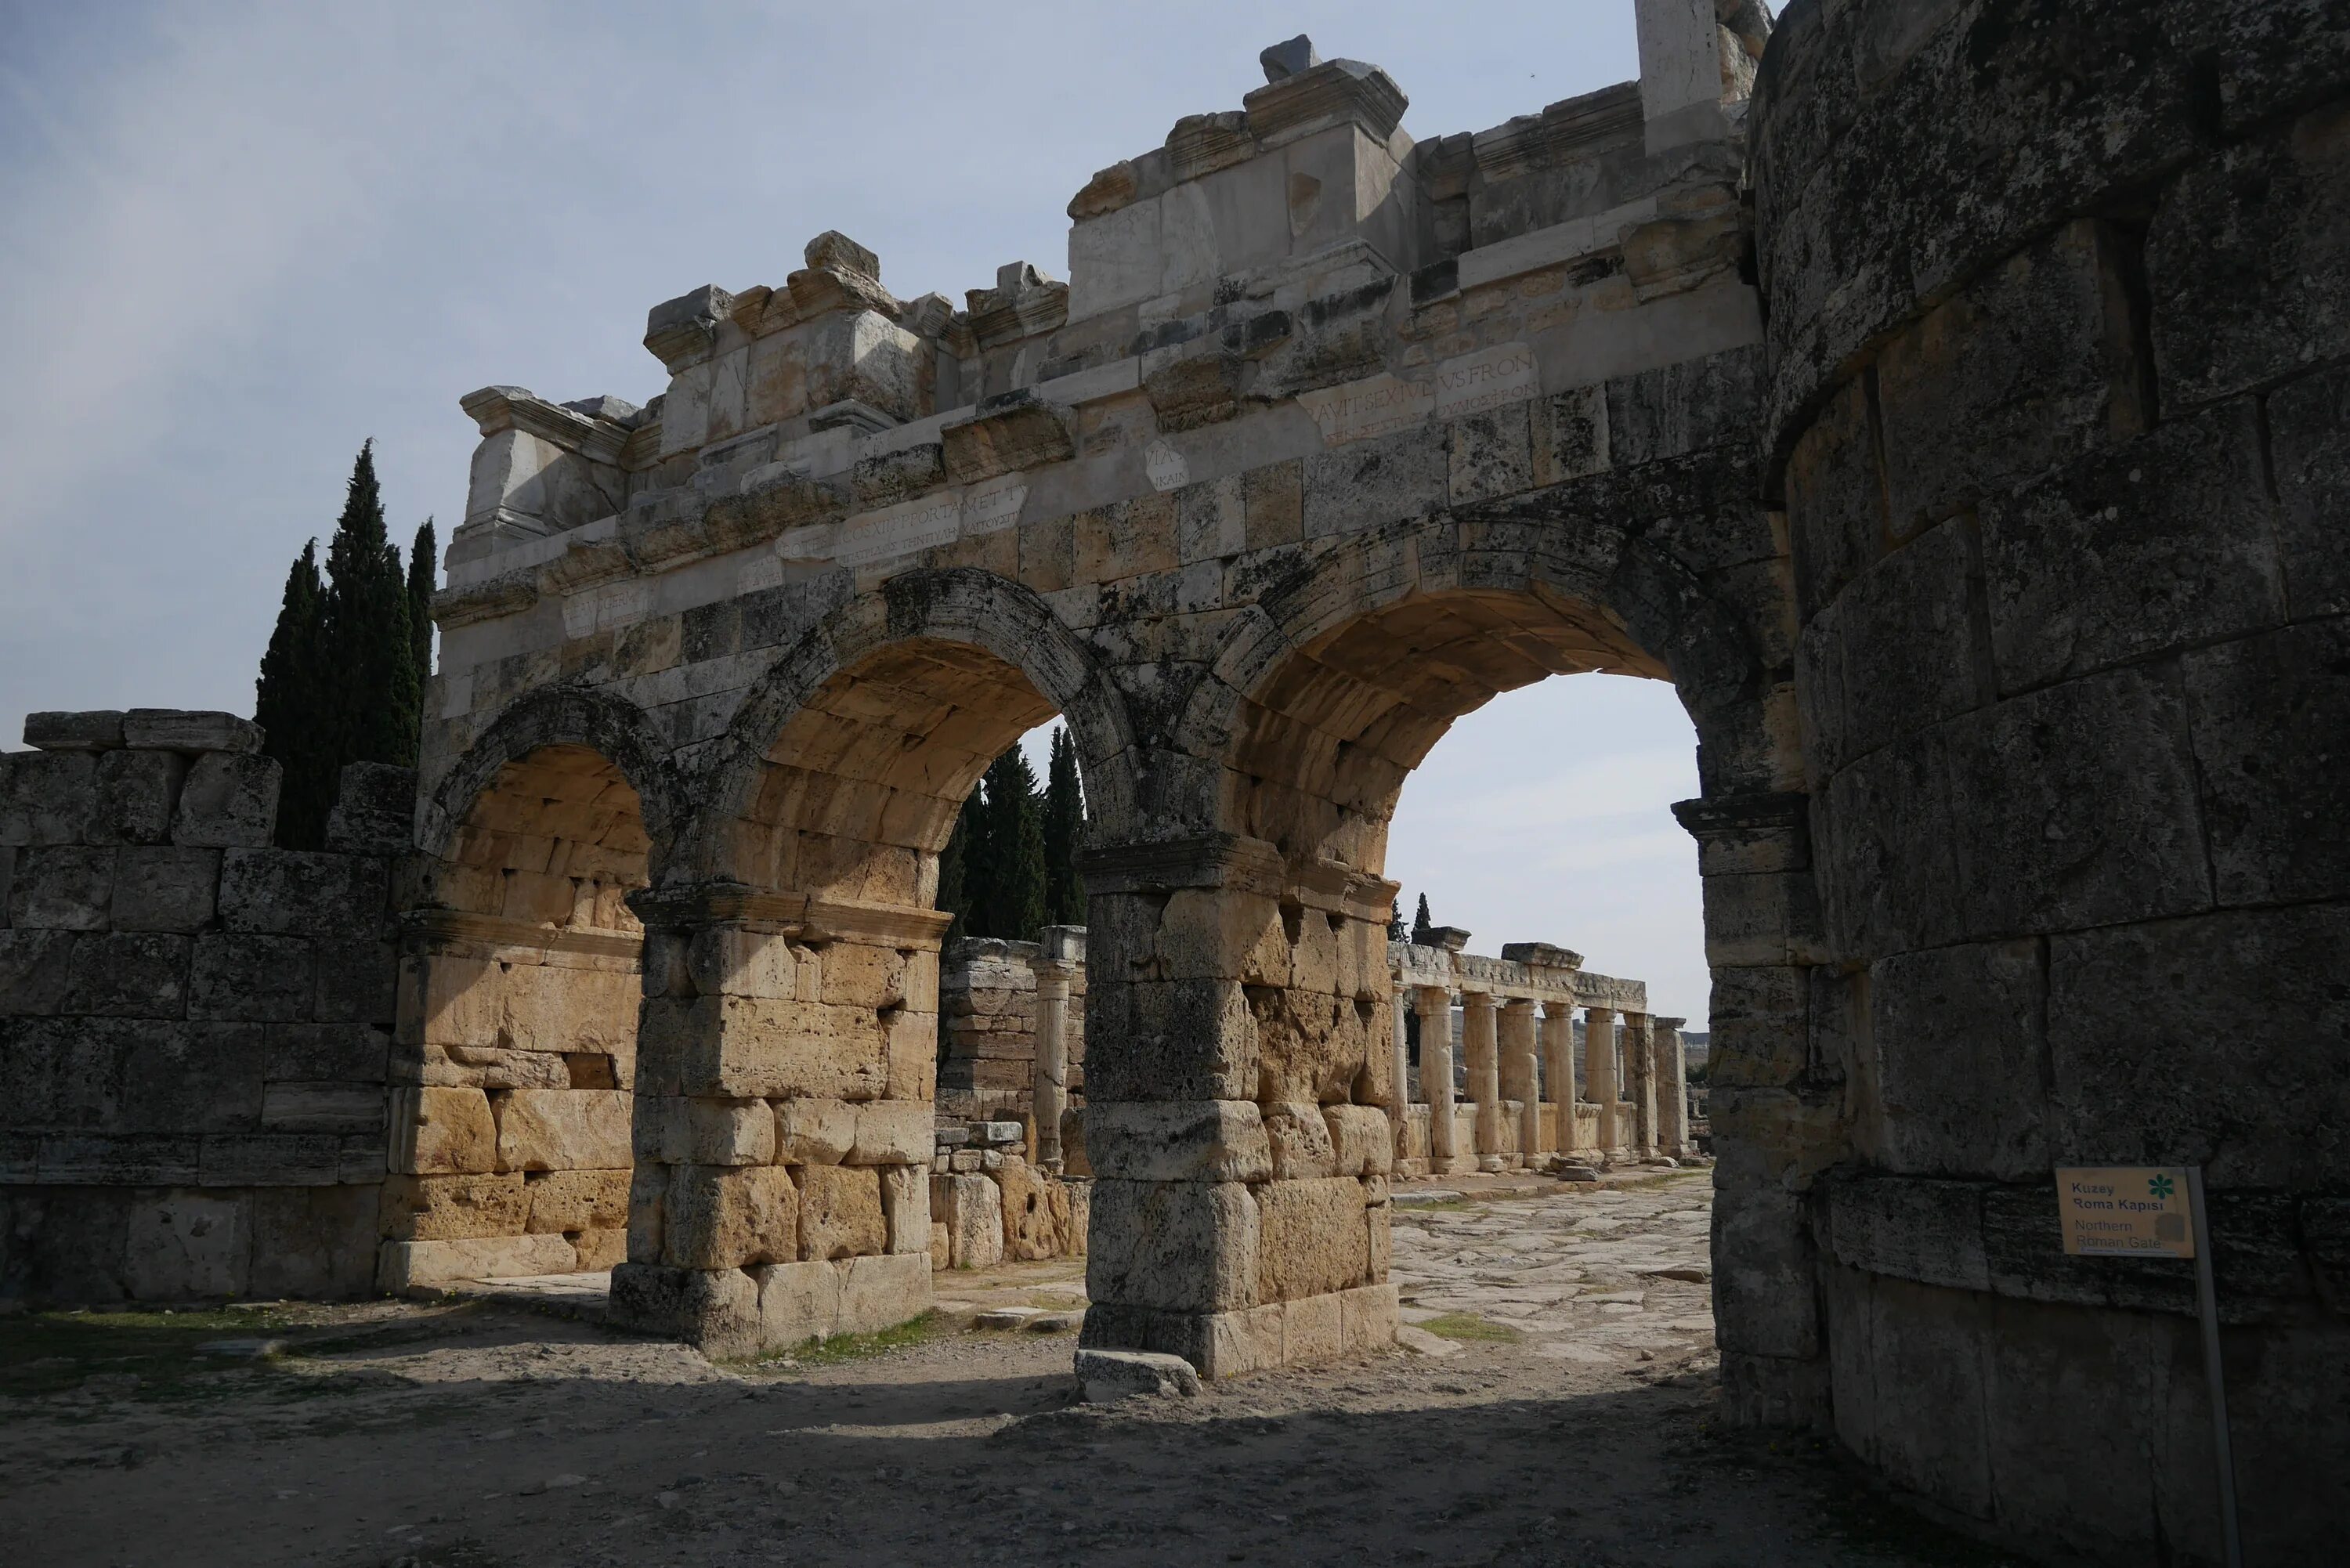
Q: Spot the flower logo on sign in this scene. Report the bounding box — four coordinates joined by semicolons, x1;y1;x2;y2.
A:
2148;1173;2175;1200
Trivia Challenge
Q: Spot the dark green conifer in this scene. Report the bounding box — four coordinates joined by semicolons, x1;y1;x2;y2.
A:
407;518;436;695
321;441;421;773
1412;893;1435;945
973;746;1047;941
937;792;983;944
1041;725;1086;927
255;540;331;847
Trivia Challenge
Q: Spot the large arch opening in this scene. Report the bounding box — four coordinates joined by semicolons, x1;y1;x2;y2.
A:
381;742;651;1288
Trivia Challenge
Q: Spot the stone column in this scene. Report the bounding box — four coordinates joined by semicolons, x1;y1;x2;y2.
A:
1025;925;1085;1172
1540;1000;1576;1156
1498;998;1540;1169
1416;985;1459;1171
1584;1006;1618;1158
1390;983;1411;1145
1460;989;1501;1173
1623;1011;1658;1158
1652;1015;1690;1158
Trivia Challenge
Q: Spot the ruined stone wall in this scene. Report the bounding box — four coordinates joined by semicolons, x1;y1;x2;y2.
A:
1748;2;2350;1560
0;714;407;1303
935;936;1087;1124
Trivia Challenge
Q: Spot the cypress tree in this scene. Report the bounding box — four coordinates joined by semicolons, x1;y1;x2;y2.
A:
937;792;983;944
1412;893;1435;945
322;441;421;773
255;540;331;847
407;518;436;696
1041;725;1086;927
1387;895;1405;942
973;747;1047;941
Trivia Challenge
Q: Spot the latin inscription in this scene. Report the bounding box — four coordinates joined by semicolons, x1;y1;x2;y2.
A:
836;494;962;569
1300;342;1540;446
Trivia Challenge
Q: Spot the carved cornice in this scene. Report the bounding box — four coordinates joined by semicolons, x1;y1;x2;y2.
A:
402;908;643;962
627;883;952;948
459;386;631;465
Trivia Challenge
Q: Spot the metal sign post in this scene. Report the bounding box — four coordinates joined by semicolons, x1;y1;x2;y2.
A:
2054;1165;2242;1568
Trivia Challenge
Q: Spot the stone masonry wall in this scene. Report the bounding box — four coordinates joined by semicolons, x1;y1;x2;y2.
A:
1748;3;2350;1562
0;712;408;1303
936;936;1088;1124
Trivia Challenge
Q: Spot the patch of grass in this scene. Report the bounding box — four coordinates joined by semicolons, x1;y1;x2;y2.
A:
1025;1291;1087;1311
1419;1313;1520;1344
744;1310;942;1371
0;1306;309;1401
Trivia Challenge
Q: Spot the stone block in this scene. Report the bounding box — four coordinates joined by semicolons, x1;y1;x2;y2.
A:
121;710;262;754
313;938;397;1024
1874;219;2137;533
197;1131;342;1184
1086;1178;1258;1313
1076;1347;1202;1401
1253;1176;1369;1303
880;1162;930;1255
187;933;313;1020
663;1163;798;1269
753;1256;844;1346
609;1261;762;1354
1711;1178;1820;1360
524;1167;630;1233
848;1099;929;1165
23;710;124;751
248;1184;378;1297
1784;374;1884;623
1260;1100;1337;1179
171;753;281;848
122;1191;251;1299
1322;1104;1392;1176
2048;905;2350;1190
1814;733;1963;959
931;1172;1003;1269
323;761;415;855
218;849;388;936
1080;1098;1272;1182
1825;1176;1991;1292
378;1233;575;1289
388;1086;497;1175
995;1158;1072;1260
1300;426;1447;539
264;1021;387;1080
2267;359;2350;618
1604;344;1761;470
9;846;112;929
570;1227;624;1270
379;1172;529;1241
797;1162;884;1260
260;1081;385;1133
1982;399;2285;691
494;1088;632;1171
636;993;890;1102
2148;101;2350;410
2182;620;2350;905
667;1097;776;1166
835;1251;932;1336
90;749;186;847
0;750;95;845
110;847;219;932
61;932;190;1017
1942;670;2212;938
775;1095;857;1163
1824;518;1983;764
35;1133;199;1184
0;928;77;1015
1446;403;1535;503
1866;941;2050;1180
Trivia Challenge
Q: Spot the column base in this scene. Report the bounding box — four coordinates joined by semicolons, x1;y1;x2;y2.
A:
1081;1282;1399;1378
610;1255;931;1360
1430;1154;1480;1176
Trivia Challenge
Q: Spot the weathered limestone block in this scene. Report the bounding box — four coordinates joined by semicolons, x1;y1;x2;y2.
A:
774;1096;858;1162
848;1099;929;1165
187;933;313;1020
609;1261;761;1354
752;1256;843;1346
0;751;96;845
1261;1100;1338;1178
90;750;186;846
389;1086;497;1175
1865;941;2050;1180
259;1080;383;1133
663;1163;798;1269
437;1046;569;1090
379;1172;528;1240
493;1088;632;1172
170;753;280;848
525;1168;631;1233
1323;1104;1394;1176
642;1096;774;1166
942;390;1077;483
635;994;889;1101
22;710;125;751
994;1156;1073;1260
380;1234;577;1289
1254;1176;1370;1303
836;1252;932;1336
9;846;111;929
573;1227;627;1270
1076;1347;1202;1402
797;1163;884;1259
880;1163;930;1255
110;847;219;933
931;1172;1004;1269
1087;1179;1258;1313
121;710;262;754
218;849;388;937
1081;1099;1271;1182
61;932;189;1017
0;927;75;1014
248;1184;378;1299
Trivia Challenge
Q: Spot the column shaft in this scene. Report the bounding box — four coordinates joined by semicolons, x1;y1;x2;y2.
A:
1499;999;1540;1167
1540;1002;1576;1155
1462;991;1501;1172
1654;1017;1690;1158
1416;986;1459;1169
1624;1011;1657;1158
1585;1006;1618;1157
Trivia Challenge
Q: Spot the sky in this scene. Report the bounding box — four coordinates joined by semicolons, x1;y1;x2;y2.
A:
0;1;1706;1023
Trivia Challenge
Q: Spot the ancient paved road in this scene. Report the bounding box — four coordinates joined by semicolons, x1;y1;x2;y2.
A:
0;1173;2019;1568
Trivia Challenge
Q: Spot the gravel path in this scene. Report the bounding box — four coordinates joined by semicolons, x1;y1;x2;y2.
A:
0;1172;2019;1567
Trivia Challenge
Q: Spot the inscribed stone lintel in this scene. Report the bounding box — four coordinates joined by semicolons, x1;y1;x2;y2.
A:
1299;341;1539;446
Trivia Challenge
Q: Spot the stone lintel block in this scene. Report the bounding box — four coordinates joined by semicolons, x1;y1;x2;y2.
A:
23;710;125;751
940;390;1076;485
121;710;263;755
609;1260;761;1353
172;753;281;849
1082;1099;1272;1183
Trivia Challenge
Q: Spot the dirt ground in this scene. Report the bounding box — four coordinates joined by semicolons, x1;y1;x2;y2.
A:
0;1172;2021;1568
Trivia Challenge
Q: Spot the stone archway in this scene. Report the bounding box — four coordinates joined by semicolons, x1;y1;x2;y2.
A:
382;685;675;1292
